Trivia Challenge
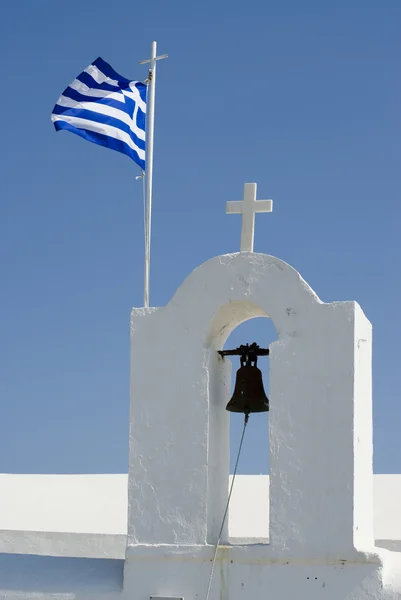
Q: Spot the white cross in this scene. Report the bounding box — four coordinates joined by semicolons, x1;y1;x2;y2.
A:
139;48;168;69
226;183;273;252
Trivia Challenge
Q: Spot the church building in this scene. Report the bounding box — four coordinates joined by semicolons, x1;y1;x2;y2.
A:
1;183;401;600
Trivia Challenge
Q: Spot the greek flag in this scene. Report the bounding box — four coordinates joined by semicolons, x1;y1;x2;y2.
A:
51;58;147;170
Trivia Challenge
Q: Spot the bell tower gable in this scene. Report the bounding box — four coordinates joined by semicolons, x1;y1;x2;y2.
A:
127;252;374;559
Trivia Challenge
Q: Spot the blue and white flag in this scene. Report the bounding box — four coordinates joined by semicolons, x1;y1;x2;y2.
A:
51;58;147;170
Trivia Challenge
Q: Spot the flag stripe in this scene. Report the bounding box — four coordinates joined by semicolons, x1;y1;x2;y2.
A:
92;57;131;85
67;79;147;113
55;95;145;141
52;114;145;161
58;88;145;139
53;120;144;167
77;71;121;94
84;63;120;87
62;85;126;111
51;57;147;168
69;79;126;102
52;104;145;149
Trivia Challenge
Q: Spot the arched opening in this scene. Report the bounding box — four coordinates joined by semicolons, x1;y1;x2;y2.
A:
222;316;277;543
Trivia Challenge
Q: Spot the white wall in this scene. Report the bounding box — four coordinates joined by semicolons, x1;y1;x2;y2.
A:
375;475;401;542
0;474;399;551
0;474;127;534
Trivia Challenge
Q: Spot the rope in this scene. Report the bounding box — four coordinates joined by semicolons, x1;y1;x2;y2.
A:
135;171;146;249
141;170;147;268
205;413;249;600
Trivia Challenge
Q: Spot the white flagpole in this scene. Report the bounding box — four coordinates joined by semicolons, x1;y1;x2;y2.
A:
143;41;156;308
139;41;167;308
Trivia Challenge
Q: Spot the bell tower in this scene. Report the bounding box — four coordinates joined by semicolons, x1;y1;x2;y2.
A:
124;183;379;599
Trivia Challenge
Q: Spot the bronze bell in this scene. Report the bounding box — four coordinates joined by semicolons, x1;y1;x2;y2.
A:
219;343;269;415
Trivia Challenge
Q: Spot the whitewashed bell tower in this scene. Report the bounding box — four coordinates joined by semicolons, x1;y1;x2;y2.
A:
124;183;400;600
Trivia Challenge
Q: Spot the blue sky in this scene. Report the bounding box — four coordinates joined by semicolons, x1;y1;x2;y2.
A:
0;1;400;474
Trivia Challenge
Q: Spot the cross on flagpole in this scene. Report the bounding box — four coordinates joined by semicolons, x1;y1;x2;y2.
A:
139;42;168;308
226;183;273;252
